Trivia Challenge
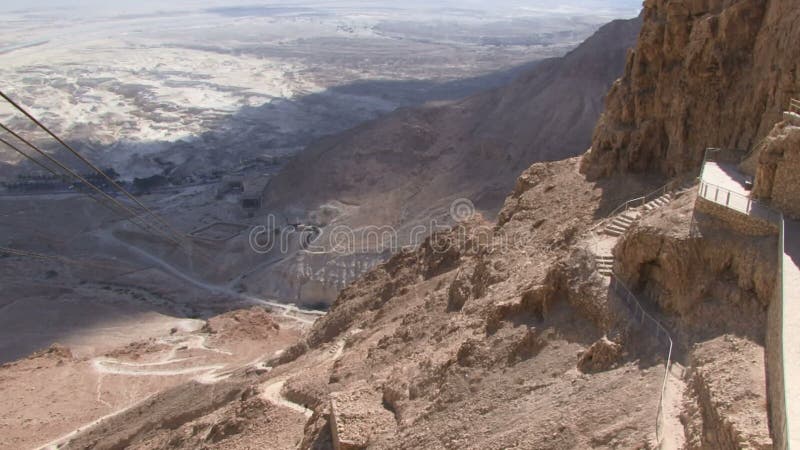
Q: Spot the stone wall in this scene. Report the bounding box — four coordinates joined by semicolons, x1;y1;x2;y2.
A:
328;383;396;450
766;267;787;450
695;197;779;237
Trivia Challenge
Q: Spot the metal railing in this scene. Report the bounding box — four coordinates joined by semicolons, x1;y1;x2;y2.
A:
698;179;782;224
610;275;674;445
592;179;686;233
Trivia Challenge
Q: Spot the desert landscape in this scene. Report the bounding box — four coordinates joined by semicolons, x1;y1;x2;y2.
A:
2;0;799;448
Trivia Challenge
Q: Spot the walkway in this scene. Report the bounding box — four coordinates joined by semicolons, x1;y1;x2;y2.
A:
782;219;800;448
700;159;798;449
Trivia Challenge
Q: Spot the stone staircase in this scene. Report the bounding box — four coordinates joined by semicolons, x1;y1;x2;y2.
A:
595;192;676;277
595;255;614;276
603;193;673;237
645;193;673;212
604;211;640;237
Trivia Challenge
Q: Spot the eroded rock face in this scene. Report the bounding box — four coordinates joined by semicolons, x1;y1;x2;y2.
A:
583;0;800;179
614;191;777;342
751;121;800;218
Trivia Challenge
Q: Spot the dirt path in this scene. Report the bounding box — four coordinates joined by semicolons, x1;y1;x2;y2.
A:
91;334;231;378
92;359;226;377
261;379;313;419
659;363;687;449
39;332;265;448
258;331;358;420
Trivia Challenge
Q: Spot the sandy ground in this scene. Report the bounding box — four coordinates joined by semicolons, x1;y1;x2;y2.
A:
0;189;319;450
0;307;305;450
0;2;611;179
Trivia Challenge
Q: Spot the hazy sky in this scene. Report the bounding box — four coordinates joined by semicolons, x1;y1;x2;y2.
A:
0;0;643;17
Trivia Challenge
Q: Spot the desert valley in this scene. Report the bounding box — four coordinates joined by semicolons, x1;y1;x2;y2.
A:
1;0;799;449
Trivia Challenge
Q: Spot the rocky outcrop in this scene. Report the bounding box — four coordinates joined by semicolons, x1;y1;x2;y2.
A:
583;0;800;179
577;336;623;373
614;190;777;341
751;120;800;218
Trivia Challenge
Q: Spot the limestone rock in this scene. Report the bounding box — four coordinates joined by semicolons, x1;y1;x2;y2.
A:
751;121;800;219
577;336;622;373
583;0;800;179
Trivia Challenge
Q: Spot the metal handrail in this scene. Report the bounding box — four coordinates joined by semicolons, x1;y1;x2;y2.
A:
606;195;646;219
698;180;753;215
610;275;674;445
698;179;782;224
591;179;685;233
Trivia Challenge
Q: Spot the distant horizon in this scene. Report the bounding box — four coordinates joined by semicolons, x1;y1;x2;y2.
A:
0;0;643;19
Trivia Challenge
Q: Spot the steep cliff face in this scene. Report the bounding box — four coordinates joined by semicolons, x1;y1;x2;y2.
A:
583;0;800;179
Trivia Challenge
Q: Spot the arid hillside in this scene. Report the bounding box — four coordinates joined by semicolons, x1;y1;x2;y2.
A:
66;159;677;449
262;16;642;227
584;0;800;178
27;1;800;448
243;16;642;306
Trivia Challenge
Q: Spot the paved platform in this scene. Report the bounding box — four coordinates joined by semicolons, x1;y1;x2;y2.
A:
700;162;779;223
702;162;750;195
700;162;752;212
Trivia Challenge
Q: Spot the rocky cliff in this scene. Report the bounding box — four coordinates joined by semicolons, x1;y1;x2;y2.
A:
260;159;675;449
751;119;800;219
583;0;800;179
